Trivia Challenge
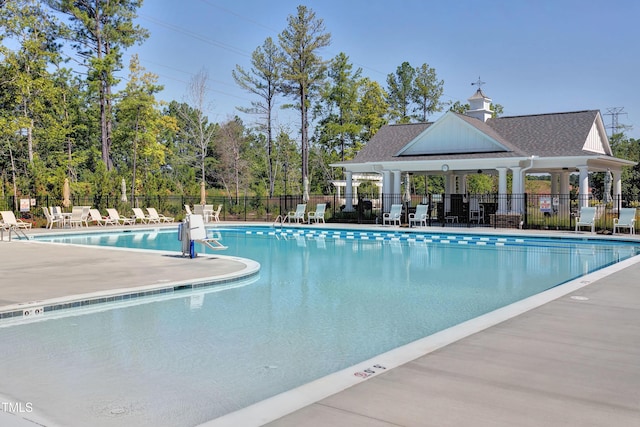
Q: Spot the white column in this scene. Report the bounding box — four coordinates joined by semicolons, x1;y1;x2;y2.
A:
449;174;458;194
496;167;508;214
559;171;570;215
392;170;402;203
345;171;354;212
444;173;452;214
382;170;391;212
578;166;589;207
511;166;522;213
376;182;383;208
613;169;622;211
550;173;559;195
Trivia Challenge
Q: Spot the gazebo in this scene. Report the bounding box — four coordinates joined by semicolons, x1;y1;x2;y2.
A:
332;88;635;226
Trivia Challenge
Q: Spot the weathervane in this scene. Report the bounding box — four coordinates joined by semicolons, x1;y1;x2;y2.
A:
471;76;485;89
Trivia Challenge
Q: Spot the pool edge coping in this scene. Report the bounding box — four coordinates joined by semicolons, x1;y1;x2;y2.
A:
0;240;260;320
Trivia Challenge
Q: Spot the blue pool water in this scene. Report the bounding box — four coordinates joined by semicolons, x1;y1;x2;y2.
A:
2;227;639;427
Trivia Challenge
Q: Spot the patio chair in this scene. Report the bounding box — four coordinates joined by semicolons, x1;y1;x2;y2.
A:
613;208;636;235
51;206;64;224
106;208;135;225
409;204;428;227
43;206;62;229
307;203;326;224
203;204;214;222
89;208;117;226
469;197;484;224
286;204;307;223
575;206;596;233
132;207;154;224
210;204;222;222
147;207;174;223
184;204;192;215
383;204;403;226
68;206;87;227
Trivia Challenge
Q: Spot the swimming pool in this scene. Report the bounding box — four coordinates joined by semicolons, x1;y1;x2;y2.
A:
2;226;639;427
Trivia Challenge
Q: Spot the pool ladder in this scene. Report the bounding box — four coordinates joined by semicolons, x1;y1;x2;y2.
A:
1;226;29;241
273;214;285;228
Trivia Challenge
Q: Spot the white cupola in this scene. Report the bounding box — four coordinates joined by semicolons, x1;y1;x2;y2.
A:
467;87;493;122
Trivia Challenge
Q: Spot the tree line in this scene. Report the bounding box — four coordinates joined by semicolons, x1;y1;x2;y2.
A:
0;1;448;205
1;1;638;207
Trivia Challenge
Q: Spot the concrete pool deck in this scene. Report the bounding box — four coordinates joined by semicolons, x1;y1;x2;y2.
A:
1;223;639;427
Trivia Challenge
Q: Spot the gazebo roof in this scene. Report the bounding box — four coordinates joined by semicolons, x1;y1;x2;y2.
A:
334;108;634;173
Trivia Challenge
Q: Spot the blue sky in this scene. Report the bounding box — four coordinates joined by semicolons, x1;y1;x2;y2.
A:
124;0;639;139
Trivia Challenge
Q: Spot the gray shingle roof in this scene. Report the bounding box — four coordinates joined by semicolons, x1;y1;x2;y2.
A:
348;110;602;164
345;122;431;163
485;110;599;157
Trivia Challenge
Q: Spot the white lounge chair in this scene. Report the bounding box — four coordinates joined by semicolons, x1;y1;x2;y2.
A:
575;206;596;233
89;209;117;226
1;210;32;229
409;204;428;227
383;204;403;226
287;204;306;223
307;203;326;224
106;208;135;225
189;214;227;251
43;206;62;229
132;207;154;224
147;207;174;223
184;204;193;215
613;208;636;235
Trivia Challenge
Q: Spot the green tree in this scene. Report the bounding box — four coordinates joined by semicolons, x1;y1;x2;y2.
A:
162;100;218;195
411;63;444;122
609;133;640;202
279;4;331;196
449;100;504;118
214;117;250;203
0;0;68;197
448;100;469;114
46;0;149;170
356;78;388;143
386;62;415;124
113;55;176;198
466;174;495;193
179;69;218;187
232;37;282;197
0;0;63;158
314;52;362;163
274;129;301;196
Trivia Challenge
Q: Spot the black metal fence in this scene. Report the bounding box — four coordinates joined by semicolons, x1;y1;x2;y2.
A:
363;193;637;232
2;193;638;232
